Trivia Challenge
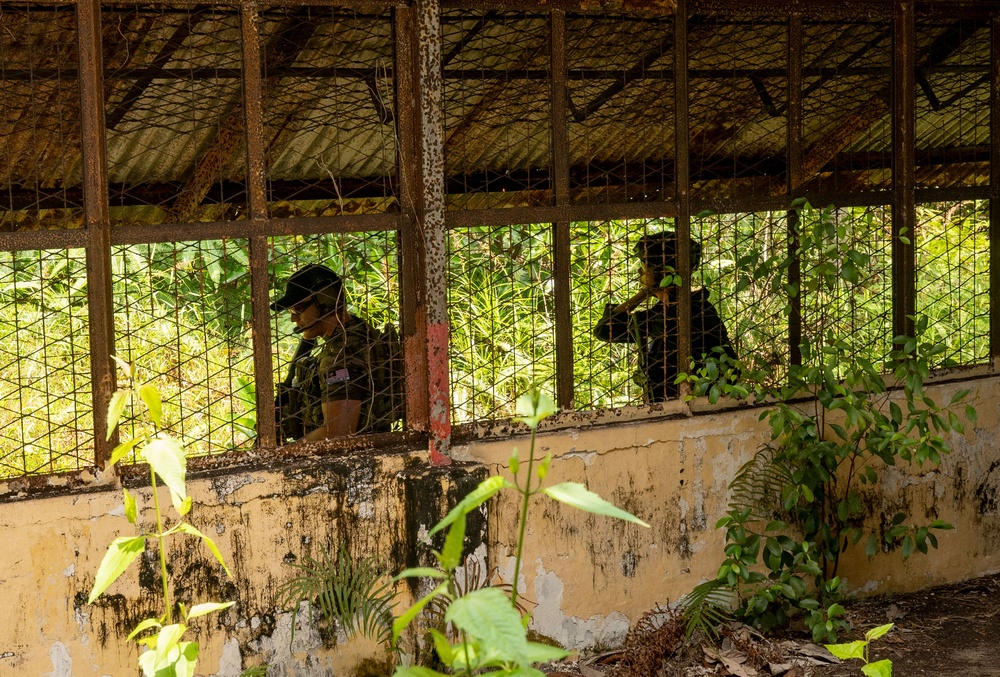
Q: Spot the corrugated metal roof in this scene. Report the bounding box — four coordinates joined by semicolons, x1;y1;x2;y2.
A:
0;4;993;225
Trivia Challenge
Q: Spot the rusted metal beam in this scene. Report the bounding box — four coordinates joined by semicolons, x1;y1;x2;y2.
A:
169;8;321;223
107;214;399;246
991;16;1000;361
0;229;88;253
892;2;916;340
417;0;451;465
15;64;992;84
674;0;691;391
551;9;574;411
105;8;209;129
77;0;116;469
567;30;674;123
394;3;431;434
787;13;802;367
241;0;277;450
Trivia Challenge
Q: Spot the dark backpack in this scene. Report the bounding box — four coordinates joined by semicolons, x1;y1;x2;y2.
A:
367;322;405;432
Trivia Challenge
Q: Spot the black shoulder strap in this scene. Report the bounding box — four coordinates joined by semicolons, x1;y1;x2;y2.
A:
282;337;317;387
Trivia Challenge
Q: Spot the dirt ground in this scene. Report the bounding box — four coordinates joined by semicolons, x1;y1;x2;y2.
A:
816;573;1000;677
547;573;1000;677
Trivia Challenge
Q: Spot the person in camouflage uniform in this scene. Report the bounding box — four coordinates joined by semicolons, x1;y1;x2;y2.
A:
272;264;379;442
593;231;736;403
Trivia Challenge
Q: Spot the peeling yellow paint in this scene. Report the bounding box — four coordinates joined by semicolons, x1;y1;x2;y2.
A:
1;377;998;673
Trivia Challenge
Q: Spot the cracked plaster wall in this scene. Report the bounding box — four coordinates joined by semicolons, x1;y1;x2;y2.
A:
2;376;999;673
454;374;1000;651
0;450;487;676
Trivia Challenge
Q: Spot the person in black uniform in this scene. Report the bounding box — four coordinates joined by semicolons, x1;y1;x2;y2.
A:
593;231;736;403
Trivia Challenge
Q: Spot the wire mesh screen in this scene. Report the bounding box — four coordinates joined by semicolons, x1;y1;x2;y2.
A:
914;19;990;189
565;15;674;205
447;224;554;422
261;7;397;217
113;240;255;459
801;20;893;193
103;6;247;227
270;231;402;441
693;211;789;386
916;201;989;367
0;249;92;477
0;4;83;230
572;219;659;410
688;17;787;200
798;204;893;367
442;11;551;210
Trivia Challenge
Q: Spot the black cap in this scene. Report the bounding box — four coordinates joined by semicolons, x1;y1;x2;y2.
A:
636;231;702;273
271;264;342;311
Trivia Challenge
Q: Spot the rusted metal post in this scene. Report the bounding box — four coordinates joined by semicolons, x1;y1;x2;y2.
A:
551;10;573;410
416;0;450;465
673;0;692;390
892;3;916;340
78;0;116;468
395;4;431;433
787;13;802;367
991;16;1000;361
240;0;276;448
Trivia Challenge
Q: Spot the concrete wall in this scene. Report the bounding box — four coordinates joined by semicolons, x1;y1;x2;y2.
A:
454;372;1000;651
1;374;998;675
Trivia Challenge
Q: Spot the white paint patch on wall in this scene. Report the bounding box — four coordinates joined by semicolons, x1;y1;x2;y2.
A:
211;637;243;677
530;560;630;650
43;642;71;677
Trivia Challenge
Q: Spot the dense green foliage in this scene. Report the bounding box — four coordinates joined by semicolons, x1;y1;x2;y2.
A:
0;201;989;476
680;201;979;643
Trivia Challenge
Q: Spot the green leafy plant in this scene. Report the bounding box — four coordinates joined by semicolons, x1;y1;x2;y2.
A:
679;202;976;643
390;388;650;676
825;623;894;677
277;546;396;647
89;358;234;677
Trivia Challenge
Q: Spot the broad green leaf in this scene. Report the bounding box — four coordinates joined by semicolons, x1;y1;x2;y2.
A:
429;475;511;536
862;659;893;677
824;640;866;660
138;648;157;677
106;391;129;440
865;623;894;641
446;588;528;667
392;581;448;642
109;436;143;468
124;488;137;525
127;617;162;641
173;641;200;677
393;567;447;581
176;495;192;517
88;535;147;603
541;482;650;527
111;354;134;379
174;523;231;577
186;601;235;620
428;628;454;667
143;436;187;503
524;641;570;663
439;513;466;572
513;391;558;429
152;623;186;667
139;384;163;428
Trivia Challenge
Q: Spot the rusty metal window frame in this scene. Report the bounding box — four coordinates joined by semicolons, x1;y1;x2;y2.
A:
0;0;996;490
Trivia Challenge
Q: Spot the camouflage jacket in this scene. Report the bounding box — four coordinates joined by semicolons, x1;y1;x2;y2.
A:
282;314;376;438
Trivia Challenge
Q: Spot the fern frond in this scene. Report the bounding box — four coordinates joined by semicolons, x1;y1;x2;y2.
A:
729;445;794;523
678;579;735;640
276;546;397;647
